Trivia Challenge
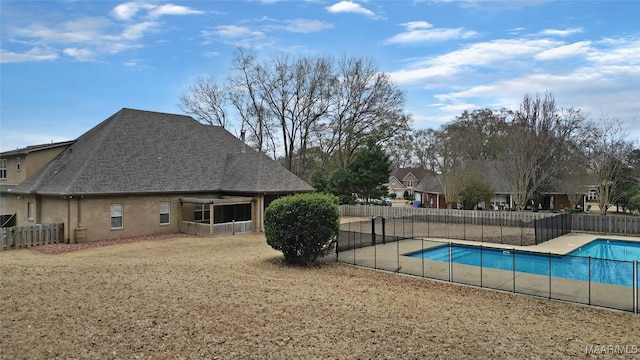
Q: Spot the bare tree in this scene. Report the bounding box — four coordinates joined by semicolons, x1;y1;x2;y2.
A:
584;117;635;215
179;76;230;128
431;129;467;208
385;130;416;168
179;51;410;177
326;56;411;169
559;153;589;208
502;93;588;210
413;128;440;172
228;48;277;158
255;54;333;173
443;108;508;161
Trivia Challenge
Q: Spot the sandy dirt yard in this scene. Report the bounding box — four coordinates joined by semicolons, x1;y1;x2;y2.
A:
1;233;638;359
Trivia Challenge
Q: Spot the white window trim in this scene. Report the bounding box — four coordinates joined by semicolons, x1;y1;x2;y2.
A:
0;159;6;179
111;203;124;230
27;202;34;221
160;201;171;225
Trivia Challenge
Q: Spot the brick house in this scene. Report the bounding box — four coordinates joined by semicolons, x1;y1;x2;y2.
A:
1;108;313;242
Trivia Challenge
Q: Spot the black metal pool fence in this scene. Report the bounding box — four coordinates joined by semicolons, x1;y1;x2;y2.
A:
335;237;639;314
338;213;571;250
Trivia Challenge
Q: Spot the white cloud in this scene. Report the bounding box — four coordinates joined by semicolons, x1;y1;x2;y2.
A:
384;27;477;45
204;51;220;58
110;2;202;20
326;1;376;17
111;2;153;21
284;19;333;33
587;37;640;64
120;21;158;41
403;21;433;30
15;18;110;44
433;38;557;66
213;25;264;39
63;47;95;61
395;32;640;139
3;3;204;64
0;48;58;63
538;28;583;37
390;38;560;84
149;4;204;18
535;41;591;60
389;64;459;84
201;25;271;48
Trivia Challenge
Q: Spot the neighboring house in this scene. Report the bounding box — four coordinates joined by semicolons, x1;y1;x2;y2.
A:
414;160;587;211
414;161;512;210
387;167;432;199
0;140;75;227
2;108;313;242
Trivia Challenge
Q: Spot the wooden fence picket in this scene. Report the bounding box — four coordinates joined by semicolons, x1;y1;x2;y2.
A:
0;223;64;251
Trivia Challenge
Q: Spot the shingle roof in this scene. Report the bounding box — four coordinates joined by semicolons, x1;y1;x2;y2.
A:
11;108;313;195
390;167;432;182
465;160;511;193
414;160;511;194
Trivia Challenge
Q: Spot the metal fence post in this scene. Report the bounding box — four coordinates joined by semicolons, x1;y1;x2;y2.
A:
548;252;552;299
588;256;592;306
448;241;452;282
512;249;516;293
634;260;638;314
480;245;483;288
421;237;425;278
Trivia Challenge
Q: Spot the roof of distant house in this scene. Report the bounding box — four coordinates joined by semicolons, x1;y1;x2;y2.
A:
1;140;75;157
10;108;314;195
390;167;432;182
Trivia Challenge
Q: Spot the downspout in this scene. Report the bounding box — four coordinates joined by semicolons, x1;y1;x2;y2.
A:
78;196;82;228
67;196;71;244
209;202;214;237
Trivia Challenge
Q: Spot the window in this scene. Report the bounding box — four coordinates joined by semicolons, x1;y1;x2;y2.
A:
16;157;21;172
111;204;124;229
160;201;170;225
194;204;210;222
587;189;598;201
27;202;34;220
0;159;6;179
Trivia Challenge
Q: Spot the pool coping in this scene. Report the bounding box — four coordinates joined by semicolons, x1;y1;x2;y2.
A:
421;232;640;256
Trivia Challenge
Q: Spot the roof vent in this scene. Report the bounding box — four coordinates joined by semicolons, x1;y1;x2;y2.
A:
240;130;246;153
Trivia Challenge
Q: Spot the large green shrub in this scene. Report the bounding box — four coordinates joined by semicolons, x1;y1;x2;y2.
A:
264;193;340;265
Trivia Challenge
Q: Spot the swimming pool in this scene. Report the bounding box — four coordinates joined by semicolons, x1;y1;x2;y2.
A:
569;239;640;261
408;239;640;287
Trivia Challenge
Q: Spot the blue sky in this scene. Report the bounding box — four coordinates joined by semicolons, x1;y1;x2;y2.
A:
1;0;639;152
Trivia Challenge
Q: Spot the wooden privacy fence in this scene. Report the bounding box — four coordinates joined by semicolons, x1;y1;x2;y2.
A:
1;223;64;251
340;205;554;224
340;205;640;236
572;214;640;235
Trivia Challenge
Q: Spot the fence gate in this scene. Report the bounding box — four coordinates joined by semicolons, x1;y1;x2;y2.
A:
372;216;386;245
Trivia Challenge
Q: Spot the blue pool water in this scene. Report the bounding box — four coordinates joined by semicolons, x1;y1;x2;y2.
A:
568;240;640;261
408;239;640;287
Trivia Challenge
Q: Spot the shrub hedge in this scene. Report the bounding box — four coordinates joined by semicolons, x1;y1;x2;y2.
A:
264;193;340;266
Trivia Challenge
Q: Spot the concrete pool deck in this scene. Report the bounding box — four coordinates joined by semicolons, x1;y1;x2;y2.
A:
435;232;640;255
336;233;640;313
